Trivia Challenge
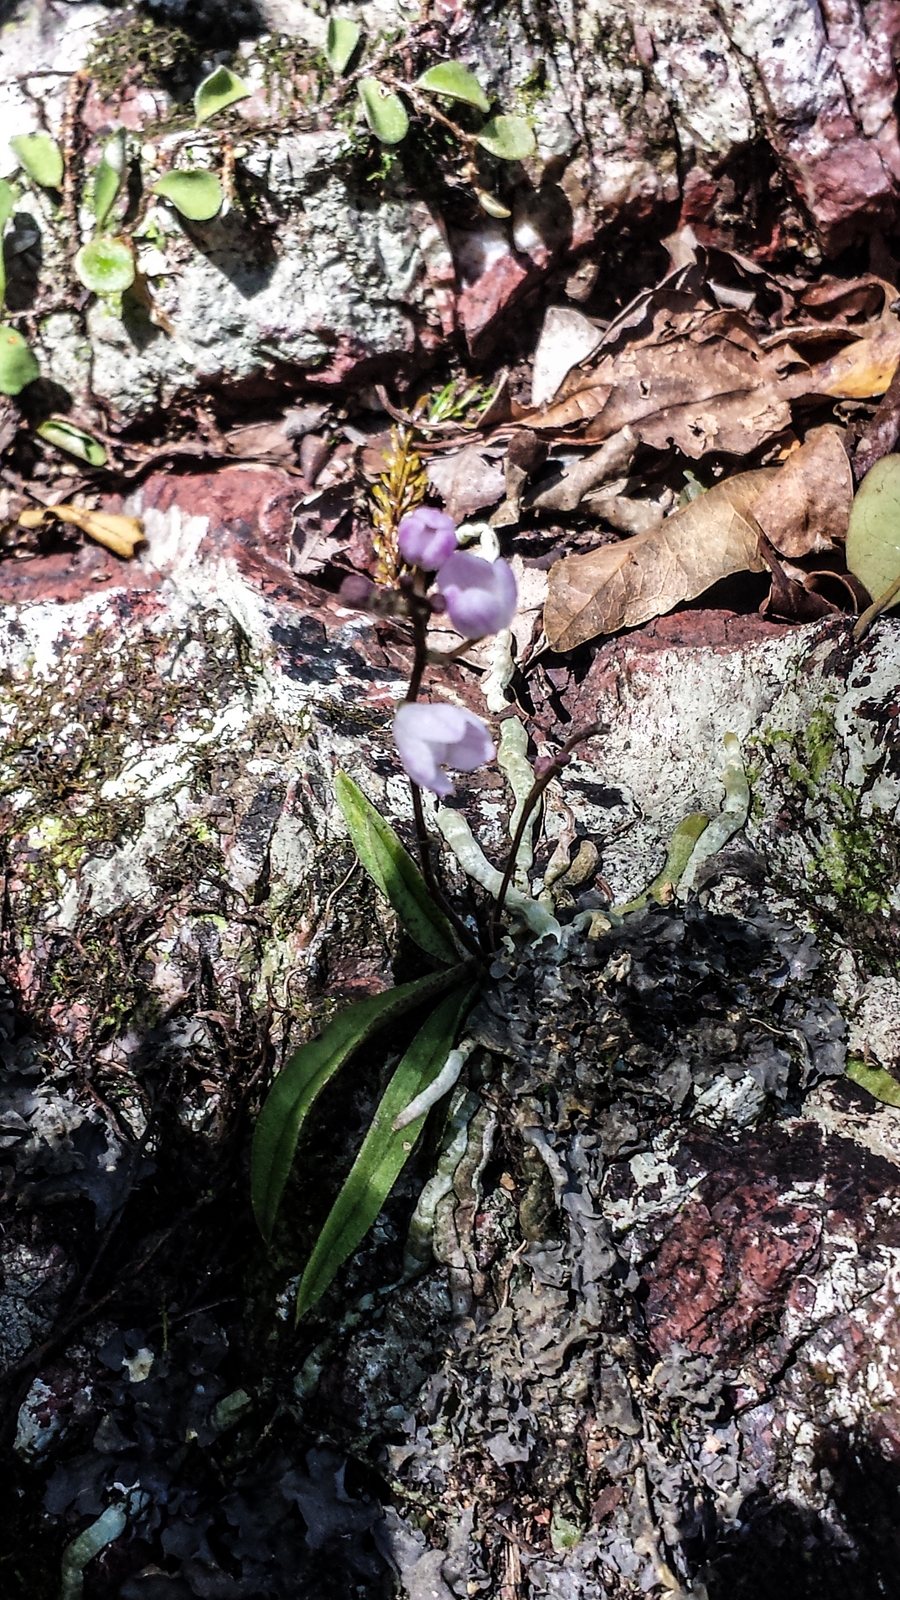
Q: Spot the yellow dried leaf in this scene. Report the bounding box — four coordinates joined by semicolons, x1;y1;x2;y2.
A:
19;505;144;558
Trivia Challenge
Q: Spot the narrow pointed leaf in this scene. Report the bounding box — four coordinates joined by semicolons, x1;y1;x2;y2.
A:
37;418;107;467
0;178;15;234
75;235;135;294
194;65;250;124
10;132;63;189
326;16;360;73
93;129;126;229
251;963;472;1241
335;772;460;963
358;78;409;144
0;325;38;394
153;170;223;221
476;114;536;161
416;61;490;112
296;983;476;1317
0;179;11;307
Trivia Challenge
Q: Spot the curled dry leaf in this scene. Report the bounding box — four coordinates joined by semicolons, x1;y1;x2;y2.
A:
522;426;638;514
544;470;774;651
19;505;144;558
757;532;838;623
529;313;799;457
751;425;853;557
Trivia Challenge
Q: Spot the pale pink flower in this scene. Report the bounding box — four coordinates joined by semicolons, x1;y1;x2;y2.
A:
435;551;517;639
393;701;495;795
398;506;458;569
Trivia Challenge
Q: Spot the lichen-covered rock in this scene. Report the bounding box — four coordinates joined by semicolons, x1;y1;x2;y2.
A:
2;467;900;1594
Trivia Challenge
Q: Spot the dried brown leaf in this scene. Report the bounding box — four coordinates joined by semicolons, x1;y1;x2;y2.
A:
426;443;505;521
519;277;900;460
752;425;852;556
544;470;774;651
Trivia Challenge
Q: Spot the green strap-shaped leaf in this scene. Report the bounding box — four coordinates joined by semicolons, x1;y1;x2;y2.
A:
416;61;490;112
296;982;476;1317
37;418;107;467
326;16;361;73
153;171;223;221
10;132;63;189
846;1056;900;1107
476;114;536;161
74;236;135;294
252;963;472;1241
358;78;409;144
194;65;250;125
0;325;38;394
93;129;126;229
335;771;460;963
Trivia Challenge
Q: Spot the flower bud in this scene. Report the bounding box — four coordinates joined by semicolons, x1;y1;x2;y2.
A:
434;551;517;639
392;701;495;796
338;573;376;608
398;506;458;570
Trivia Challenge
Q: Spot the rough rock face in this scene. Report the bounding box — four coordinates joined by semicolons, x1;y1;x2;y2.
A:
1;468;900;1595
2;0;900;1596
1;0;899;418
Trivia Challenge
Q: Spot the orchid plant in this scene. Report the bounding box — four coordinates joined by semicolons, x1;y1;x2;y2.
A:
251;443;600;1321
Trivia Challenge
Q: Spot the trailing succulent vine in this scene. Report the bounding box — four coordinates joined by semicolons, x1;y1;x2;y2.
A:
0;62;246;419
0;17;535;467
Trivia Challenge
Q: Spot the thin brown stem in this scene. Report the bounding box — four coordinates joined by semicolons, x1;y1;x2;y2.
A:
490;721;603;949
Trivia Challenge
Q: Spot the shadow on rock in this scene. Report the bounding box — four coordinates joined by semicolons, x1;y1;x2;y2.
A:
705;1433;900;1600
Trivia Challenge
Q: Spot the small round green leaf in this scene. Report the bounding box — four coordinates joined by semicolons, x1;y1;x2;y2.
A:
358;78;409;145
846;454;900;601
194;65;250;125
153;170;223;221
92;129;126;230
37;418;107;466
74;236;136;294
326;16;361;73
476;114;536;161
0;325;39;394
10;132;64;189
416;61;490;112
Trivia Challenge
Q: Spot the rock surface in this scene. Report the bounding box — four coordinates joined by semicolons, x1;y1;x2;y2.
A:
2;1;900;1597
1;0;900;418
